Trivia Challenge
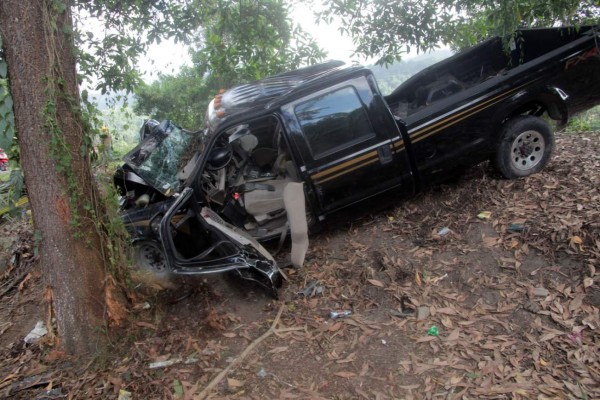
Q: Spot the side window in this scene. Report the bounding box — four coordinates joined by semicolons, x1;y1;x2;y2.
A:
294;86;374;159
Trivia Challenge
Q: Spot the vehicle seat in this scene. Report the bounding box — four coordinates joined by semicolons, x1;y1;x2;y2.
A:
243;178;289;225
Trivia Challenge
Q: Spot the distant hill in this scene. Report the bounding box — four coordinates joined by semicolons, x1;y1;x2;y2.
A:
369;49;453;95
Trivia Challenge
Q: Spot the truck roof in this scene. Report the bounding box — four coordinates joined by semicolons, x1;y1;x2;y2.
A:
206;60;367;131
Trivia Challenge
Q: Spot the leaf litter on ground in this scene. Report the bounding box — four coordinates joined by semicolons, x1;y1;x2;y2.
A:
0;132;598;398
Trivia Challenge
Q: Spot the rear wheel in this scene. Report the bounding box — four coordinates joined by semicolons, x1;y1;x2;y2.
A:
494;116;554;179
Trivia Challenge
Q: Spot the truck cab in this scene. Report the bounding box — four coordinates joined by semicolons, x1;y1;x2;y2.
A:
200;62;415;225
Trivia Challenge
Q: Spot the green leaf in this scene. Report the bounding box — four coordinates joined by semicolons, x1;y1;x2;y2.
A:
0;60;7;79
3;97;12;110
172;379;183;397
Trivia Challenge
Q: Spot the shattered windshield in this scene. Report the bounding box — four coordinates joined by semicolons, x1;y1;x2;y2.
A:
123;121;204;195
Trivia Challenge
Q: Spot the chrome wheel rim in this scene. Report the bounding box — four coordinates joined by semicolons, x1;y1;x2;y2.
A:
510;130;545;171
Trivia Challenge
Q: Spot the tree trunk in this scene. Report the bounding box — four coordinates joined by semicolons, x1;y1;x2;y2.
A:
0;0;115;354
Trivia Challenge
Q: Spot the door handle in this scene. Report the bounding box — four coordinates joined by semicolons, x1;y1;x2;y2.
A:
377;145;393;165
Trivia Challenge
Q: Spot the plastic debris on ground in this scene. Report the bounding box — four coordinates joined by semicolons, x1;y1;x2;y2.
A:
24;321;47;344
257;368;268;378
148;355;198;369
427;326;439;336
329;310;352;319
437;227;450;236
507;223;526;232
477;211;491;220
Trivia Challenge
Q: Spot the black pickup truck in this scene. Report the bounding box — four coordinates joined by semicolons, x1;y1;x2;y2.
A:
115;26;600;295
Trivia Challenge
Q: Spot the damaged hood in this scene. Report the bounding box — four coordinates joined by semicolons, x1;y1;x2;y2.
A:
122;120;205;196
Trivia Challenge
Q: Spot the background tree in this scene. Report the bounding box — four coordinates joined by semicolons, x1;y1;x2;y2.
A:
135;0;326;129
318;0;600;65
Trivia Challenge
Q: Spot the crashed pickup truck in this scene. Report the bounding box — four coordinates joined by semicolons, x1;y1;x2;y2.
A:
115;26;600;296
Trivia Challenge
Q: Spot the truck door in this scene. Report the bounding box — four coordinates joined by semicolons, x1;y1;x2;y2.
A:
281;74;413;215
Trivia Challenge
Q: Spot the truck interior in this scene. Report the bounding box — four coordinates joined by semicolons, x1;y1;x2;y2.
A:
165;113;307;273
200;115;302;242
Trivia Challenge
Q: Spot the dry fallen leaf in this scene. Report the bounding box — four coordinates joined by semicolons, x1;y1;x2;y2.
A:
483;236;498;248
136;321;158;330
268;346;289;354
334;371;356;378
367;279;385;288
569;236;583;250
329;322;343;332
445;329;460;341
227;378;244;388
539;331;562;342
416;336;437;343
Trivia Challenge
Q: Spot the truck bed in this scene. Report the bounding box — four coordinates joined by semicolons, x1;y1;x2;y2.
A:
385;26;598;118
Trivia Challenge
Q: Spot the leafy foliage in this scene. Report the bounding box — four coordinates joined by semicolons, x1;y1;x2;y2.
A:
135;0;326;129
135;67;208;129
73;0;204;94
0;44;16;156
0;169;25;218
566;105;600;132
318;0;600;65
192;0;325;85
100;105;146;158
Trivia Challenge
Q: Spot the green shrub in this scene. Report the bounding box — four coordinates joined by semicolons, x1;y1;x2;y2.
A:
566;105;600;132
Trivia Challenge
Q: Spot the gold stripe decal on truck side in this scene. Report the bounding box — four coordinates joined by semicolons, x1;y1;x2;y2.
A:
311;80;535;184
313;143;403;184
409;81;534;141
311;150;378;180
315;156;380;184
411;94;512;144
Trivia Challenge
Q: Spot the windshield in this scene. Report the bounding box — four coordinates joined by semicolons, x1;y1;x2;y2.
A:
123;121;205;195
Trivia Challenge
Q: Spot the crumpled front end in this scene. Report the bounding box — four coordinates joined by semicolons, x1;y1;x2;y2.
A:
158;188;283;297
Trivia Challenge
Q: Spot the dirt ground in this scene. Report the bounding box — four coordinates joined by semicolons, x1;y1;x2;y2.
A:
0;131;599;399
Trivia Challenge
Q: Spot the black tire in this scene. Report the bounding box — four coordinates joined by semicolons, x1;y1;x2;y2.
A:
494;115;554;179
130;241;176;291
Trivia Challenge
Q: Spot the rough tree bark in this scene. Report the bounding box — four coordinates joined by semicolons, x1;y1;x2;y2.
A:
0;0;118;354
